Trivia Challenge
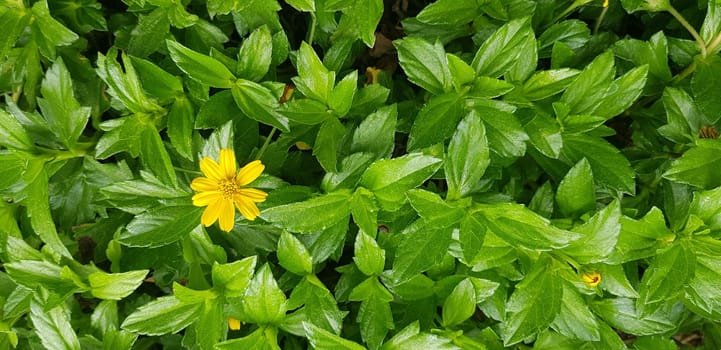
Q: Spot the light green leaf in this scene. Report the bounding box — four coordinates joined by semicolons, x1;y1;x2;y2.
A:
562;134;636;194
262;192;351;233
351;104;397;159
442;278;476;327
293;42;335;104
563;201;621;264
237;25;273;81
472;17;533;78
232;79;290;131
445;110;489;200
37;58;90;148
166;39;236;88
278;231;314;275
663;140;721;189
395;37;452;95
314;117;346;172
303;322;367;350
591;298;676;335
0;109;34;151
241;264;288;325
140;124;177;187
212;256;257;297
503;257;562;346
121;296;203;335
334;0;383;47
637;241;695;316
416;0;482;25
359;153;443;211
475;203;581;250
550;282;600;341
408;92;465;150
391;222;454;284
127;8;169;58
353;230;385;276
30;297;81;350
89;270;148;300
556;158;595;217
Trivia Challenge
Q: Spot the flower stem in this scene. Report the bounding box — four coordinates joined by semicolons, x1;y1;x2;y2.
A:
255;127;277;160
174;167;202;175
594;5;609;34
667;5;707;58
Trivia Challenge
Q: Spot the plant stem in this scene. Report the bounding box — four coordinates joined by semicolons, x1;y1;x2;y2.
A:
174;167;202;175
594;5;609;34
307;12;317;45
666;5;707;58
255;127;277;160
707;31;721;55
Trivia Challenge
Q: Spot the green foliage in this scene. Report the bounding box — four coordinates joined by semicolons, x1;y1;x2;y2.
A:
3;0;721;348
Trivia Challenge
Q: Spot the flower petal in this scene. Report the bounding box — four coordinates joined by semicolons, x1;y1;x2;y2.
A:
236;160;265;186
200;157;225;182
219;149;237;180
191;177;218;192
237;188;268;202
218;199;235;232
192;191;222;206
234;195;260;221
201;199;222;227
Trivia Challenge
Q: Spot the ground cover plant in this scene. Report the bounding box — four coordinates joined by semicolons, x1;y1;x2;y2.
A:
3;0;721;348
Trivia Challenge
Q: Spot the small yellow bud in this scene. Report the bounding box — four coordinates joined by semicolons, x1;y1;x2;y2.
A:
365;67;382;85
603;0;609;7
295;141;312;151
582;271;602;287
228;317;241;330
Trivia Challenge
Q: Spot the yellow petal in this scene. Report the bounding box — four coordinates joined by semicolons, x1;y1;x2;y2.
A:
218;199;235;232
190;177;218;192
237;188;268;202
219;149;237;180
200;157;225;182
234;196;260;221
228;317;241;331
192;191;222;207
236;160;264;186
201;199;222;227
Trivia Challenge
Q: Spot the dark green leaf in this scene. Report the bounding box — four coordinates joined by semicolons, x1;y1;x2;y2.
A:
591;298;676;335
563;201;621;264
278;231;314;275
241;264;287;324
416;0;482;25
556;158;595;217
663;140;721;189
237;25;273;81
637;242;695;316
351;104;397;159
127;8;169;58
314;117;346;172
550;282;600;341
408;93;464;150
167;40;236;88
472;17;533;78
391;222;454;284
353;231;385;276
562;134;636;194
293;42;335;104
37;58;90;148
263;192;352;233
121;296;203;336
334;0;383;47
232;79;290;131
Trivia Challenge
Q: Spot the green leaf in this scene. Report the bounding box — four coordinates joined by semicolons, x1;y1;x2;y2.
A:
394;37;452;95
263;192;351;233
563;201;621;264
503;257;562;346
447;53;477;89
562;134;636;194
472;17;533;78
349;186;380;237
351;104;397;159
416;0;482;25
286;275;346;334
353;231;385;276
407;92;465;150
241;264;288;325
591;298;676;335
524;112;563;158
322;153;376;192
606;207;673;264
691;56;721;122
442;278;476;327
0;108;34;151
560;51;615;116
391;222;454;284
195;90;244;129
521;69;579;101
89;270;149;300
538;20;590;57
278;231;314;275
663;140;721;189
380;321;458;350
96;50;163;114
293;42;335;104
456;213;487;265
445;110;489;200
121;296;203;336
237;25;273;81
130;56;184;103
37;58;90;148
620;0;671;13
475;203;581;251
334;0;383;47
25;166;73;260
330;71;358;117
593;65;648;119
140;124;177;187
232;79;290;131
550;282;600;341
31;0;78;58
286;0;315;11
555;158;595;217
30;297;81;350
118;206;203;248
406;189;465;225
348;278;394;349
127;8;169;58
216;327;281;350
280;99;333;125
212;256;257;297
474;103;528;159
637;241;695;316
303;322;367;350
4;260;79;299
167;96;194;160
359;153;443;211
166;40;236;88
314;117;346;172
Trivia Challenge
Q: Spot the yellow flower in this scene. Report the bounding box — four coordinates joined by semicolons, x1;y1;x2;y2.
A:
603;0;609;7
191;149;268;232
582;271;602;287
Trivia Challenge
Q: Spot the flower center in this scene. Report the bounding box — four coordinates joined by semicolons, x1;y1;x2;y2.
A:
219;180;239;199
